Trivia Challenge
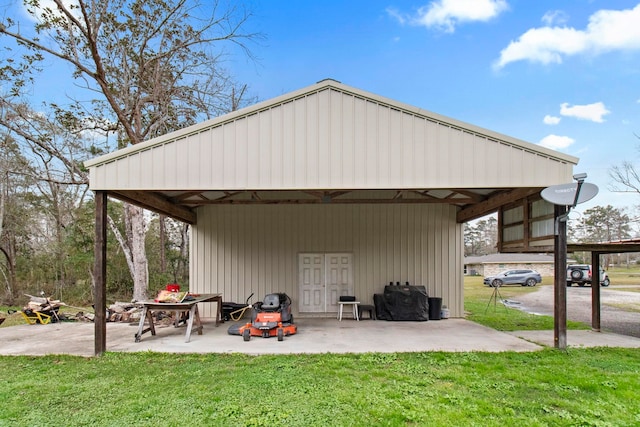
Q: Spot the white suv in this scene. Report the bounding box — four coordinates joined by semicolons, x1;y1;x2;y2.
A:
566;264;610;287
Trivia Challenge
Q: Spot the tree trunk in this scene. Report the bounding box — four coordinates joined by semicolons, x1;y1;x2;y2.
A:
159;215;166;273
180;223;189;280
0;245;16;304
125;204;149;301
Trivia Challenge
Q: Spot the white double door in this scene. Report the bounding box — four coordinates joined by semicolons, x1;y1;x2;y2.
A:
298;253;353;314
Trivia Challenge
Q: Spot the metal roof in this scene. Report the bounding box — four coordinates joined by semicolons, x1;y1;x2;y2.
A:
84;79;579;224
568;239;640;254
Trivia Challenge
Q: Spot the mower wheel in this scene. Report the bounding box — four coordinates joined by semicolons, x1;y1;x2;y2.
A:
277;328;284;341
242;329;250;342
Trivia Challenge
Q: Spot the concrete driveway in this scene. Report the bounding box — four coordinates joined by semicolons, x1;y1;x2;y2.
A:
1;316;639;357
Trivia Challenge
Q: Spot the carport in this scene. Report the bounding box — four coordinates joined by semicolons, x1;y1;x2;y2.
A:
568;240;640;332
85;79;579;355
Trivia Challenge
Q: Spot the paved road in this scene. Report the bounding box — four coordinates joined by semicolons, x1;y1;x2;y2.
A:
509;285;640;338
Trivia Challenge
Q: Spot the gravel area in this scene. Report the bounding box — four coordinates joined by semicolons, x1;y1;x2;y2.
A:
509;285;640;338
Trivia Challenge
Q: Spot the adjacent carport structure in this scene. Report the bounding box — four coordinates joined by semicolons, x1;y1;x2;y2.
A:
85;79;579;355
568;240;640;332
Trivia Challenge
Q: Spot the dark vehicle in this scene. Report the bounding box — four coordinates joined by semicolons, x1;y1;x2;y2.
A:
483;269;542;287
566;264;610;287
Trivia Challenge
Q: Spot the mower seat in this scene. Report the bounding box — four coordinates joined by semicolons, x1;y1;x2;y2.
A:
261;294;281;311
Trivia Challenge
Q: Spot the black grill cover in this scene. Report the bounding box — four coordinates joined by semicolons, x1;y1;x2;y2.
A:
375;285;429;321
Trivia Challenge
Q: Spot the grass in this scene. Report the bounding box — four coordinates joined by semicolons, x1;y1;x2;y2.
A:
2;276;639;425
602;266;640;291
1;350;639;426
464;276;590;331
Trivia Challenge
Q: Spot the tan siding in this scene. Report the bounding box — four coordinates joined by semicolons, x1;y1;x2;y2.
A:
150;146;164;187
293;99;306;184
245;114;259;186
88;82;577;191
190;204;463;318
282;101;295;185
402;111;415;186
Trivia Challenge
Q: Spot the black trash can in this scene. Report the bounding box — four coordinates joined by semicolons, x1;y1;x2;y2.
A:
428;297;442;320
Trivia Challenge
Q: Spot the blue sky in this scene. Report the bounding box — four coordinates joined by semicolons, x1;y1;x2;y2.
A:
228;0;640;213
8;0;640;213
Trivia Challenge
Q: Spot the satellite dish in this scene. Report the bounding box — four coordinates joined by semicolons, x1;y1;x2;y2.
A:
541;182;599;206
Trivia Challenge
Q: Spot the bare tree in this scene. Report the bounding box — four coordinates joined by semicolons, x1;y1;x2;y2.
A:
610;159;640;195
0;134;22;302
1;0;259;300
0;97;100;301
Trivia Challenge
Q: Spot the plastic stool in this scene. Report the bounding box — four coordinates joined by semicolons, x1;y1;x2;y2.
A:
337;301;360;321
358;304;376;320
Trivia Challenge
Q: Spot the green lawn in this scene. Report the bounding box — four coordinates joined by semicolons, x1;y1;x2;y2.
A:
605;266;640;291
1;277;639;425
463;275;590;331
1;350;639;426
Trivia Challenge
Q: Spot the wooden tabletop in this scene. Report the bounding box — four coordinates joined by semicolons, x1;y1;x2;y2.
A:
139;293;221;310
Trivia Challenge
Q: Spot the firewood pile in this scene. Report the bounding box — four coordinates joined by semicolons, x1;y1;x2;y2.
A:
24;294;61;312
106;302;177;326
17;293;94;323
21;294;63;323
107;301;143;323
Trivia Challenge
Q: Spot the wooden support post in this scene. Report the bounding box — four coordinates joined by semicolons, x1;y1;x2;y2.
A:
94;191;108;356
554;204;567;350
591;252;601;332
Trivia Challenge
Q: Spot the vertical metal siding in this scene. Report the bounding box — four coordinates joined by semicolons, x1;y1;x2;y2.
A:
246;114;260;186
190;204;463;318
89;86;575;191
282;101;295;185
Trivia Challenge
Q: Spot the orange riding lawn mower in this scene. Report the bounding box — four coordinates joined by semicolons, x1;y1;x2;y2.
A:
227;293;297;341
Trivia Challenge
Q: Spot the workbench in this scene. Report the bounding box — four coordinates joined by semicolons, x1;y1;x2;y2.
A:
134;293;222;343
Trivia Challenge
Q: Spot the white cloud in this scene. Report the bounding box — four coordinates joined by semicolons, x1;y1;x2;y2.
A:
543;115;561;125
494;27;588;68
386;8;406;25
541;10;568;26
560;102;610;123
539;134;575;150
495;4;640;68
389;0;508;33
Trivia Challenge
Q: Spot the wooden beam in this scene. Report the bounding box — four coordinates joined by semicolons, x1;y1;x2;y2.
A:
450;189;486;202
499;245;555;253
409;190;440;201
172;191;208;202
109;190;196;224
181;197;477;205
592;252;601;332
568;243;640;253
456;187;543;223
94;191;107;356
554;204;568;350
328;190;352;199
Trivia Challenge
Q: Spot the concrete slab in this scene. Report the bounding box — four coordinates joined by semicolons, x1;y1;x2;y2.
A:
1;318;638;357
507;330;640;349
0;318;544;356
